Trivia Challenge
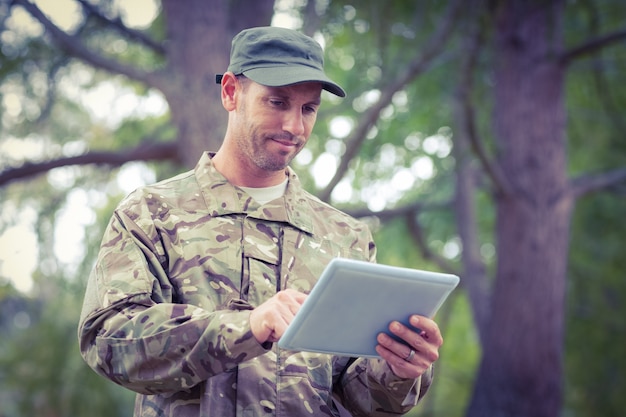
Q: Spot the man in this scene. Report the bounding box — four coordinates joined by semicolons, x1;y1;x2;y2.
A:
78;26;443;417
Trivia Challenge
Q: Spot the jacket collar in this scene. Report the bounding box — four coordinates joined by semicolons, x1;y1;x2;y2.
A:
194;152;315;235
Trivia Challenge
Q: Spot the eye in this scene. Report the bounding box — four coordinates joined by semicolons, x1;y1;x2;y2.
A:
303;105;318;115
269;99;285;107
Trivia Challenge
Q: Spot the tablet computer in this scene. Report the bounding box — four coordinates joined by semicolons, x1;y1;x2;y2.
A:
277;257;459;357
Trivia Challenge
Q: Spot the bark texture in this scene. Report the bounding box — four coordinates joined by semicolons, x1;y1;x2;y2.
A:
161;0;275;167
467;1;572;415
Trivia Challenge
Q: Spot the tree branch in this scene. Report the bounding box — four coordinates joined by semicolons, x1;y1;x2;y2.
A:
590;56;626;134
33;56;69;125
76;0;166;55
344;200;460;275
318;0;465;202
406;212;459;275
12;0;163;88
456;24;514;198
344;201;461;273
0;141;179;187
570;167;626;199
561;28;626;65
344;199;451;222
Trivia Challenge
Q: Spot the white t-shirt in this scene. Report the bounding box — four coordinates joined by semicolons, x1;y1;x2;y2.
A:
239;178;289;205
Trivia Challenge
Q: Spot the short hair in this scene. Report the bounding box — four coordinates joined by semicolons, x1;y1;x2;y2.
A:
236;74;249;90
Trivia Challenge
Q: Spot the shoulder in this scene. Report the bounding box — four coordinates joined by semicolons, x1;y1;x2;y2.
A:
304;190;359;222
299;189;372;238
285;168;372;237
116;169;200;216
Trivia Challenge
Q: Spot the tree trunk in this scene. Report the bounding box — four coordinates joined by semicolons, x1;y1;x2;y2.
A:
161;0;275;167
467;1;572;416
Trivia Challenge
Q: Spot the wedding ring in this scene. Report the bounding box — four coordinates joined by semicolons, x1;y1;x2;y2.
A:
404;349;415;362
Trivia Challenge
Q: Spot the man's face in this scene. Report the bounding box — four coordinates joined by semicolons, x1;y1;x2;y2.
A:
232;79;323;173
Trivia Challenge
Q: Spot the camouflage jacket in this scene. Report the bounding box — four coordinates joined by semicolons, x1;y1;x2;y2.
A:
78;152;432;417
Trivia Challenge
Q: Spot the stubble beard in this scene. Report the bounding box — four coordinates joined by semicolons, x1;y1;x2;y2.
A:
235;99;304;173
240;126;302;172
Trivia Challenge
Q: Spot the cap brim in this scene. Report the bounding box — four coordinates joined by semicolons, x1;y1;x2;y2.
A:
243;66;346;98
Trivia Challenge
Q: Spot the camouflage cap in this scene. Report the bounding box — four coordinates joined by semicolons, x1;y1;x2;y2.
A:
216;26;346;97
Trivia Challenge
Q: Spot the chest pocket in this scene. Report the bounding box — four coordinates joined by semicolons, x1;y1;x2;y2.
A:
240;217;282;307
239;216;371;308
281;227;370;293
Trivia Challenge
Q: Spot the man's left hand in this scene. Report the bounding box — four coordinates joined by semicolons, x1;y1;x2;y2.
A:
375;315;443;379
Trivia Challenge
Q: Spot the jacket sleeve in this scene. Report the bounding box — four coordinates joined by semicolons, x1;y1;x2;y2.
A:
336;358;433;416
77;207;269;395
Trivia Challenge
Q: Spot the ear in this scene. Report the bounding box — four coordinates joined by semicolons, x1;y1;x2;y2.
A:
221;72;239;111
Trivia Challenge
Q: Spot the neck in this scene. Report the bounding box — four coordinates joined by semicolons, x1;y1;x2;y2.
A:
212;149;287;188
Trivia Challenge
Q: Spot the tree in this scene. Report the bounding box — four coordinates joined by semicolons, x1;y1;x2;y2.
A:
2;0;274;186
1;1;626;417
467;1;572;414
464;2;626;416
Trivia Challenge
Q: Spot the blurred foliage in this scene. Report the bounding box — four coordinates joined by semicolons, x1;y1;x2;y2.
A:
560;1;626;416
564;193;626;417
0;279;135;416
0;0;625;416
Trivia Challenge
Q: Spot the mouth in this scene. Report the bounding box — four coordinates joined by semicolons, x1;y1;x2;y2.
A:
273;139;298;148
270;135;301;149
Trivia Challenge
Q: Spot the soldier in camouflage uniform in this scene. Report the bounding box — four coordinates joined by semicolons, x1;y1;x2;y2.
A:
78;27;443;417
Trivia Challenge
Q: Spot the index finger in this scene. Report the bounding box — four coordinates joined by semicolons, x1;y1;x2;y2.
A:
279;288;308;304
274;289;308;316
409;315;443;344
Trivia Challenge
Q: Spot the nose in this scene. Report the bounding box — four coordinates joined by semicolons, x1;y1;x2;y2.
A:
282;109;306;137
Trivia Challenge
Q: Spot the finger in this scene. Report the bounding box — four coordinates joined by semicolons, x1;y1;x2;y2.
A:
276;289;307;308
409;316;443;344
376;343;409;367
375;344;430;379
392;318;443;349
275;290;307;319
251;290;308;343
281;288;308;300
376;331;414;361
270;291;308;338
385;322;440;363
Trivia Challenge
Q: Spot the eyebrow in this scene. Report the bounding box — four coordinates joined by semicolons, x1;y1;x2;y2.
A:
265;91;322;108
307;96;322;106
265;85;322;104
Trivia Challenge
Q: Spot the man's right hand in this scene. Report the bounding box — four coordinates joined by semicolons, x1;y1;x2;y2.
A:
249;289;308;343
